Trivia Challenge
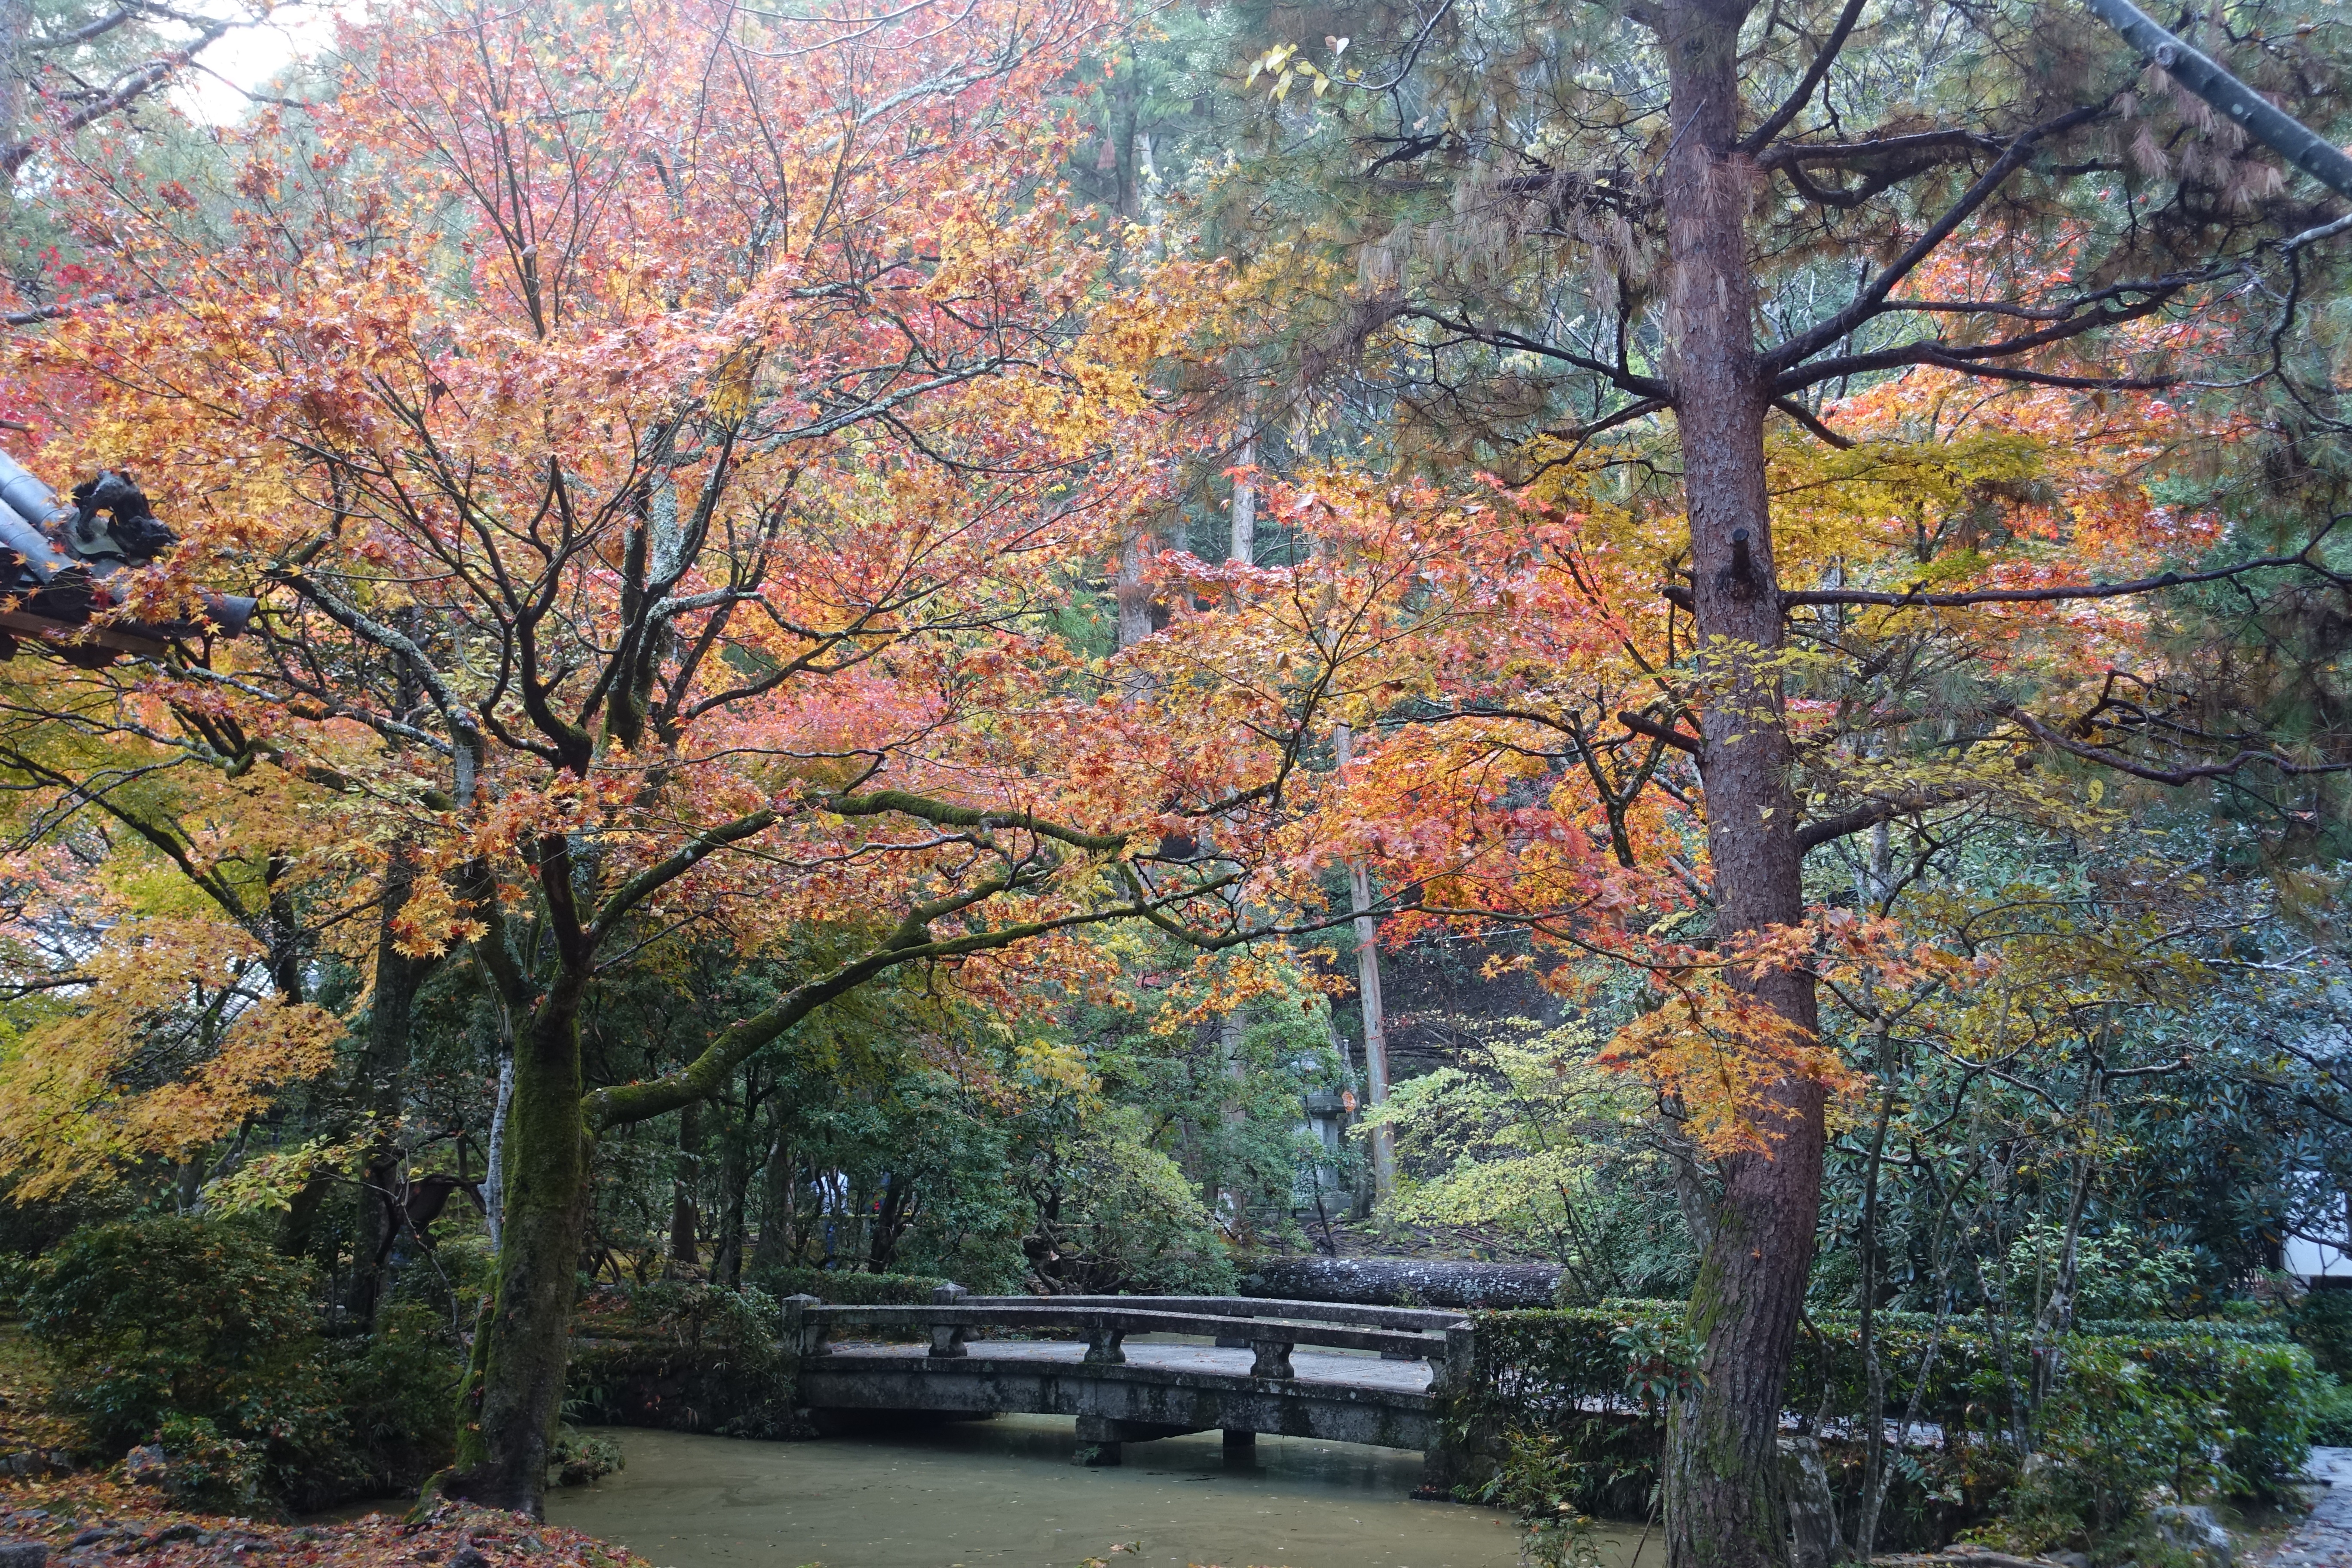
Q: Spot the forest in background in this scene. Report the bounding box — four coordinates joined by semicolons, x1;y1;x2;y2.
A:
0;0;2344;1563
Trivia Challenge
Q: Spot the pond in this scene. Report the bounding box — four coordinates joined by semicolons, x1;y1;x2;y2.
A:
543;1421;1652;1568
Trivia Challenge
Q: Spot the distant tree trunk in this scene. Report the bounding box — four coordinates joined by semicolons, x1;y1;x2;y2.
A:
867;1171;913;1272
669;1099;700;1270
1115;532;1155;652
0;0;26;169
753;1126;794;1271
1214;436;1256;1231
484;1040;514;1254
714;1115;749;1289
1335;723;1395;1205
350;847;429;1324
1112;67;1140;221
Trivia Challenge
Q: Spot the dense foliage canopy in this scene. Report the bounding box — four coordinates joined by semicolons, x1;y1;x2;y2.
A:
0;0;2346;1559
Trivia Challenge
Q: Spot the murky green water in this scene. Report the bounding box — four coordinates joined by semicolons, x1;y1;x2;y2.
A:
543;1421;1649;1568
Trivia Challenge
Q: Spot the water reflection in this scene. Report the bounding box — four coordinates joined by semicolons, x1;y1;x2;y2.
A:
543;1421;1646;1568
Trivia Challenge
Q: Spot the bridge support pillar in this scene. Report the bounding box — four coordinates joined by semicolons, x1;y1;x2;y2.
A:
1073;1414;1123;1467
1074;1415;1213;1466
1222;1428;1255;1451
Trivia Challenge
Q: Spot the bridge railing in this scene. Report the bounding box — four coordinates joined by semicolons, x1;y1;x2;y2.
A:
781;1285;1476;1390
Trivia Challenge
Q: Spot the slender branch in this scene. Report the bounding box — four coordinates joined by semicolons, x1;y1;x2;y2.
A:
1784;531;2342;609
1771;396;1855;449
1795;792;1957;854
1617;709;1702;756
2000;703;2352;784
1755;129;2003;171
2081;0;2352;202
1738;0;1870;155
588;809;781;942
0;21;233;179
1395;308;1670;399
822;787;1129;854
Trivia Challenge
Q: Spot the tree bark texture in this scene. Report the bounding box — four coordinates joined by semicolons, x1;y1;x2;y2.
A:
753;1128;793;1271
714;1120;749;1289
1657;6;1828;1568
349;850;429;1325
444;1004;590;1516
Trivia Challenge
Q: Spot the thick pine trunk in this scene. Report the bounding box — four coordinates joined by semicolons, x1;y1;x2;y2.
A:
1658;6;1828;1568
444;1002;589;1517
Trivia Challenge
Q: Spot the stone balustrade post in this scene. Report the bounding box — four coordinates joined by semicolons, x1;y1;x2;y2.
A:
1437;1320;1476;1395
928;1281;970;1358
1083;1318;1127;1365
781;1293;829;1359
1249;1338;1295;1379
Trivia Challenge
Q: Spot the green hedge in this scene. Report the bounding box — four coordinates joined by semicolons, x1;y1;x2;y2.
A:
749;1267;949;1305
568;1281;796;1436
1583;1298;2291;1342
1446;1307;2321;1545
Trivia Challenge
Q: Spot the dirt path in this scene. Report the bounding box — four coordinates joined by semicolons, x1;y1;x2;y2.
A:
2266;1447;2352;1568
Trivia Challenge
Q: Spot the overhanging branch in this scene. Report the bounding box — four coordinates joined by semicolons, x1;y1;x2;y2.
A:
2001;702;2352;784
2079;0;2352;202
1784;529;2344;609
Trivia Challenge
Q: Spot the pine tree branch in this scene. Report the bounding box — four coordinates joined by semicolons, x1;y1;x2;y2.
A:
1738;0;1871;155
1767;104;2108;373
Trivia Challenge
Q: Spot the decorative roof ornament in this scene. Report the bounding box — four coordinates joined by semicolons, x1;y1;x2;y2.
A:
0;448;254;663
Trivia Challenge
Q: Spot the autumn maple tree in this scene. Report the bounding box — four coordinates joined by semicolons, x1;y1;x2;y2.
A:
0;0;1369;1513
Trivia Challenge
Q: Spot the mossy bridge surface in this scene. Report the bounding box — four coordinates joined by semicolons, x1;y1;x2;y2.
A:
784;1289;1476;1482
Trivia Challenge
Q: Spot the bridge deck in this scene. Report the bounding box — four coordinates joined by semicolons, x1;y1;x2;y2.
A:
783;1291;1469;1480
818;1336;1437;1395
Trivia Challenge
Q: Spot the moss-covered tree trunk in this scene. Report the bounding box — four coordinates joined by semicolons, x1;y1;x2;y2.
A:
444;998;590;1516
1657;5;1828;1568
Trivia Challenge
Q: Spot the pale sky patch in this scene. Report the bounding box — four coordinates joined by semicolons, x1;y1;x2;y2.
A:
170;3;361;127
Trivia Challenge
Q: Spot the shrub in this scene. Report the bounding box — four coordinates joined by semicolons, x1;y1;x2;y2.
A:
145;1415;265;1513
24;1216;337;1462
310;1303;462;1507
2310;1375;2352;1446
549;1427;623;1487
1445;1306;2323;1547
568;1281;794;1435
23;1215;460;1510
2291;1289;2352;1378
